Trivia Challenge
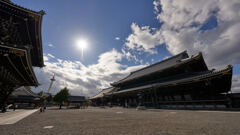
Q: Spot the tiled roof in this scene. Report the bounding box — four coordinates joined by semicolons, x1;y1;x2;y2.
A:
90;87;115;99
110;65;232;95
11;86;39;97
67;96;86;102
0;0;45;67
0;0;45;15
112;51;189;86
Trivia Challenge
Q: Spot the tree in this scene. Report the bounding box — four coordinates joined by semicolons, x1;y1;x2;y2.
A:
37;91;43;96
53;87;70;109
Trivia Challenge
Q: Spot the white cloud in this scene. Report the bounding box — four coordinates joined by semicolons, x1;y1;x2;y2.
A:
232;74;240;93
47;53;55;59
115;37;120;40
33;50;146;96
43;55;48;62
48;43;54;47
156;0;217;30
125;23;162;54
121;48;140;63
124;0;240;68
153;0;240;68
151;59;154;63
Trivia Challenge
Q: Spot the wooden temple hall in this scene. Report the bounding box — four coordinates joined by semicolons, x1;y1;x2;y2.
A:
90;51;234;109
0;0;44;112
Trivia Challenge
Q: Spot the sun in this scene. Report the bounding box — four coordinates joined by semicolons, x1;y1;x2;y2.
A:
76;39;88;50
75;38;89;59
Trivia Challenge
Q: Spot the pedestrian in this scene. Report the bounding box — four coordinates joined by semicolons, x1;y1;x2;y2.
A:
40;107;43;113
13;103;16;111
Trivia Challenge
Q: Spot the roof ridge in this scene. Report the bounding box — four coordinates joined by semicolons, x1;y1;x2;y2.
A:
130;50;188;74
0;0;45;15
111;50;189;86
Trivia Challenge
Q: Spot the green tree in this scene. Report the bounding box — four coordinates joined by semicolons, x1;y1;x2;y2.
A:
37;91;43;96
53;87;70;109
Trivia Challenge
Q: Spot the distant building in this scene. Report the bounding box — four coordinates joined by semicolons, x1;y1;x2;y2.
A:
90;87;115;106
8;86;42;108
68;96;86;103
67;96;87;108
91;51;234;109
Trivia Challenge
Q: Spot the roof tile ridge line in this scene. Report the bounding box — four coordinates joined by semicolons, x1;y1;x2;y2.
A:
23;87;38;97
102;87;114;91
134;54;203;80
212;65;233;73
171;65;233;84
111;50;188;85
0;44;26;51
14;86;33;96
113;51;199;85
90;89;106;98
90;87;114;98
142;55;210;83
130;50;188;74
164;65;232;85
95;87;114;94
0;0;45;15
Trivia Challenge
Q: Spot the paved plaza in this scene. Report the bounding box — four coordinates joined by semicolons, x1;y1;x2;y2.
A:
0;107;240;135
0;109;38;125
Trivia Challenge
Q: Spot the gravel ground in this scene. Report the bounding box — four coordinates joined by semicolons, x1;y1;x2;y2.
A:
0;107;240;135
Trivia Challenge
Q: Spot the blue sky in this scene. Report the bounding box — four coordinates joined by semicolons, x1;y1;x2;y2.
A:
12;0;166;66
12;0;240;95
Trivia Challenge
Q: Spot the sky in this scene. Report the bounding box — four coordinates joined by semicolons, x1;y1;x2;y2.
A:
12;0;240;96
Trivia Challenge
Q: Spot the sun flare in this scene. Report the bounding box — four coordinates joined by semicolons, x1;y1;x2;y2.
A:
76;39;88;50
76;39;89;59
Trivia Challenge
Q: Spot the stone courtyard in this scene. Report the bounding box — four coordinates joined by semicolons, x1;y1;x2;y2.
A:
0;107;240;135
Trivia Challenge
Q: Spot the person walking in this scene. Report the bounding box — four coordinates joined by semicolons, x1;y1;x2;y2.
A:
13;103;16;111
40;107;43;113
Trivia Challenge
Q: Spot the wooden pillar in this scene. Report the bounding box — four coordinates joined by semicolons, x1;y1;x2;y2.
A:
153;87;159;108
0;85;15;112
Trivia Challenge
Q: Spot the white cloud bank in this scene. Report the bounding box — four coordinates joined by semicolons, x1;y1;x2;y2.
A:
125;23;162;54
34;50;146;96
123;0;240;92
155;0;240;68
125;0;240;68
35;0;240;95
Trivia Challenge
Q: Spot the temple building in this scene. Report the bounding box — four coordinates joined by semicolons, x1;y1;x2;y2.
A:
90;87;115;106
67;96;87;109
0;0;44;111
7;86;42;108
91;51;233;109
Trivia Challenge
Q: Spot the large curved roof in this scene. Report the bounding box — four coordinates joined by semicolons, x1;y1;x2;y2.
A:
112;51;189;86
110;65;232;95
0;45;39;86
11;86;39;97
0;0;45;67
90;87;115;100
